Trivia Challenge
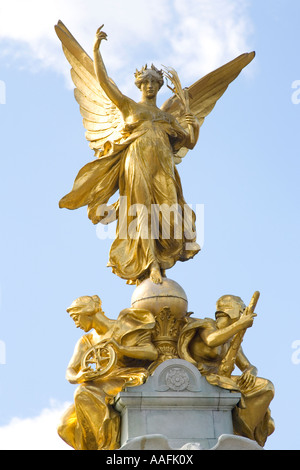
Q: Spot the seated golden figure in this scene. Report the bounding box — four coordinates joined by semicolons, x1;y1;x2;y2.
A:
178;294;275;447
57;295;158;450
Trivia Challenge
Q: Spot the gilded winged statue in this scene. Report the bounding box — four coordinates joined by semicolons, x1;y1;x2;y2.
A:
56;21;255;285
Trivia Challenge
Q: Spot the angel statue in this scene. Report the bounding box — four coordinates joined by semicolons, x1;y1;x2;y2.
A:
56;21;255;285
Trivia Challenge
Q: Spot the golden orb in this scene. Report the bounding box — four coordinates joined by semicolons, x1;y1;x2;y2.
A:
131;278;188;317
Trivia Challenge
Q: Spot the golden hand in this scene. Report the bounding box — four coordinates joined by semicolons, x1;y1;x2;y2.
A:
185;113;200;130
76;367;100;383
237;310;257;329
93;25;107;51
237;367;257;391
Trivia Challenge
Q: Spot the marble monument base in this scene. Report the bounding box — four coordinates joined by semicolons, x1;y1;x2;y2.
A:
114;359;261;450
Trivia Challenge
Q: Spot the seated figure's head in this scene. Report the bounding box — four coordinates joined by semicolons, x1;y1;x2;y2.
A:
215;295;246;328
67;295;103;332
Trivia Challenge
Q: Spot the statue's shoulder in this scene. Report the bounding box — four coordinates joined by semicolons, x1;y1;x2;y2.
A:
183;316;215;331
116;308;155;329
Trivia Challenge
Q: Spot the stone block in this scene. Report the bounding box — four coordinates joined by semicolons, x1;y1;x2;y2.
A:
114;359;241;449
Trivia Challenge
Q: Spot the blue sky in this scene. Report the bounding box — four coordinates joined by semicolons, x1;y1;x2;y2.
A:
0;0;299;450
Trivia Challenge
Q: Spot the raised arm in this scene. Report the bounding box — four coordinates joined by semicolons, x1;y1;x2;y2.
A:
200;312;256;348
93;25;128;110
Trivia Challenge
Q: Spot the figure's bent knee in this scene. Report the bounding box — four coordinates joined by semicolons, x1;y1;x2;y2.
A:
268;387;275;403
265;379;275;399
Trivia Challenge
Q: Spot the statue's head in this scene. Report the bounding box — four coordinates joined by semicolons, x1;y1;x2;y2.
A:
67;295;103;332
215;295;246;326
134;64;164;92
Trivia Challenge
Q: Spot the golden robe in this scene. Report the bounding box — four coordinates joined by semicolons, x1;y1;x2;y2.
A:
59;108;200;283
178;318;275;447
57;308;156;450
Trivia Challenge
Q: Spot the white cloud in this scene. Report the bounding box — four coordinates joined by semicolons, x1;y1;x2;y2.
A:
168;0;253;80
0;0;254;93
0;401;71;450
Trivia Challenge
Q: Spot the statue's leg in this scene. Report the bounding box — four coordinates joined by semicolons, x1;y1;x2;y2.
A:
57;403;77;449
232;377;275;447
150;261;163;284
73;384;120;450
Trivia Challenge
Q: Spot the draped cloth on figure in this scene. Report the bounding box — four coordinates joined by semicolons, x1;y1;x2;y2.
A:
178;318;275;447
56;21;255;283
59;113;201;283
57;308;156;450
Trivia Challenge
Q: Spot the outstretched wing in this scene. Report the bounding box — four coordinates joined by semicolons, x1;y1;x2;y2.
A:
55;21;124;157
161;52;255;163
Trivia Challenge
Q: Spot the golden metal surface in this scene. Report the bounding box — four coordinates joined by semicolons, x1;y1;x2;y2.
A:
131;278;189;372
57;295;158;450
218;291;260;377
131;277;188;316
178;293;275;447
58;289;275;449
55;21;254;285
81;343;117;376
55;22;274;450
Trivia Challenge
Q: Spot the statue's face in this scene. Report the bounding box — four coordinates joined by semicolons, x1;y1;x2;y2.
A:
70;312;93;332
227;301;245;320
140;73;161;99
215;300;245;329
215;312;231;329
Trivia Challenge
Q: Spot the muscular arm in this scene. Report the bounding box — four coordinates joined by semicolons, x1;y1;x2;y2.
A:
120;344;158;361
200;313;256;348
200;321;245;348
108;334;158;362
236;347;257;375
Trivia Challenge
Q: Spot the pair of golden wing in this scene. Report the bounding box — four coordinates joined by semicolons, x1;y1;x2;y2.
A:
55;20;255;164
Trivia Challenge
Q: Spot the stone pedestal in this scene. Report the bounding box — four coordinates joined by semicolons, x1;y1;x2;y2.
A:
114;359;242;450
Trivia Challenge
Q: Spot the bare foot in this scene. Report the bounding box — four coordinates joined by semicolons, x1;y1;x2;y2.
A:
150;262;162;284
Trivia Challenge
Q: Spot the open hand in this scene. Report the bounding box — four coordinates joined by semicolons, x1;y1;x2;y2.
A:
93;25;107;51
